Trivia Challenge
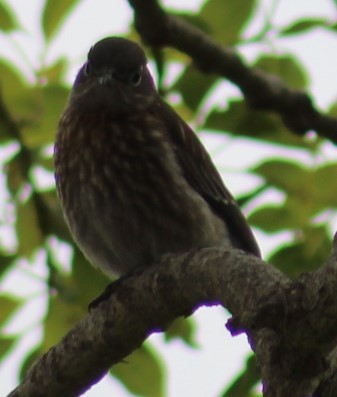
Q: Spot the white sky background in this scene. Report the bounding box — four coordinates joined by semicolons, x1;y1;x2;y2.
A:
1;0;337;396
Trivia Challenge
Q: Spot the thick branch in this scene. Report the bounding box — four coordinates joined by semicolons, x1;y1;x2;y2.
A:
127;0;337;145
7;241;337;397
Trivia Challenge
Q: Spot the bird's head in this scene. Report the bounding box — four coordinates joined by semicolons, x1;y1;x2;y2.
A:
70;37;157;115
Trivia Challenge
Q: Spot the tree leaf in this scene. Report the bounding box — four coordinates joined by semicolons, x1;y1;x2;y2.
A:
270;226;331;277
249;203;310;232
173;64;218;110
314;164;337;209
38;191;72;242
253;159;309;194
251;161;337;230
7;158;24;194
205;102;284;137
328;100;337;117
254;54;308;90
22;84;70;148
0;61;37;133
199;0;256;45
236;185;266;207
71;248;110;307
42;0;81;40
43;294;84;348
0;296;19;362
0;295;20;326
0;254;15;279
0;336;16;360
0;2;20;32
16;196;44;257
19;348;41;380
39;58;68;84
111;343;165;397
222;355;260;397
41;250;105;350
204;100;318;148
279;18;328;36
252;160;317;228
165;317;197;347
0;61;24;95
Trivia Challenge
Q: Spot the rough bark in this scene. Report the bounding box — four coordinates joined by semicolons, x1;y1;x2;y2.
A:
7;238;337;397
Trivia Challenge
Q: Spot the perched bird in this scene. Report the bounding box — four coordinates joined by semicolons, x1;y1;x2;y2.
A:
54;37;260;278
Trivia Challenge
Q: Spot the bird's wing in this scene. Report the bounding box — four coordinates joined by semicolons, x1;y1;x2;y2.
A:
155;100;260;257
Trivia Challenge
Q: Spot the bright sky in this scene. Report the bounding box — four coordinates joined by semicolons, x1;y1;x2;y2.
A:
1;1;337;396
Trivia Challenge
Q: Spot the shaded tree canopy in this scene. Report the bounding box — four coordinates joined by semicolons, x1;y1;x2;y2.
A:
1;1;337;397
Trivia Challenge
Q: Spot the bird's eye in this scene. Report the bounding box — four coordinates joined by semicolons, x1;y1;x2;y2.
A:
129;67;143;87
84;61;92;76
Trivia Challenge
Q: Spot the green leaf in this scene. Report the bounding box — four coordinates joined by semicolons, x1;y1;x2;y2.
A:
0;60;27;102
0;336;16;359
314;164;337;209
173;64;218;111
253;159;309;194
249;203;310;232
22;84;70;148
42;0;81;40
252;160;317;228
43;294;84;348
36;154;54;172
0;254;15;279
167;101;194;123
236;185;266;207
39;58;68;84
111;343;165;397
251;161;337;231
19;347;41;380
270;226;331;277
0;2;20;32
254;54;308;90
0;61;37;139
328;100;337;117
222;355;260;397
199;0;256;45
72;248;109;306
7;158;23;194
0;298;19;361
255;160;337;209
165;317;197;347
0;295;20;326
205;100;318;148
38;191;71;242
279;18;328;36
41;249;107;350
205;101;284;135
16;196;44;257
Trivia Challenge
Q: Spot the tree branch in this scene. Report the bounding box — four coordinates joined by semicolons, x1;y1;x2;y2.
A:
127;0;337;145
7;240;337;397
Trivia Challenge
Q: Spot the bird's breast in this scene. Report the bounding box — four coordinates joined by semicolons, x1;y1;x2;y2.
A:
55;108;228;276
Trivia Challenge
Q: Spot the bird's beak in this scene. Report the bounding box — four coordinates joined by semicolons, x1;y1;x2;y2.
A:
98;71;115;86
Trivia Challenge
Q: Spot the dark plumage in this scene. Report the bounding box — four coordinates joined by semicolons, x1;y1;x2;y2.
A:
54;37;260;278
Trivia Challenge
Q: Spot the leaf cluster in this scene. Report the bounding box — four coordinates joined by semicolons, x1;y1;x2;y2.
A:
1;0;337;396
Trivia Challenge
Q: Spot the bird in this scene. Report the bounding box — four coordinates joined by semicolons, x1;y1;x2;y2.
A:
54;36;260;279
